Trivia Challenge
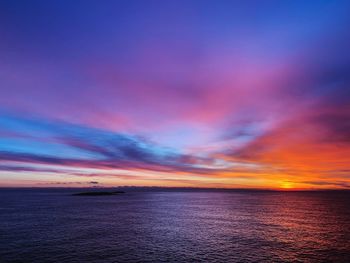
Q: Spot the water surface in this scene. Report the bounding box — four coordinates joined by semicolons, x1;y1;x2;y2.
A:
1;189;350;262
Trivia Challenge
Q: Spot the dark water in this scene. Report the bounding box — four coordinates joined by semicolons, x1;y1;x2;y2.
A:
1;189;350;262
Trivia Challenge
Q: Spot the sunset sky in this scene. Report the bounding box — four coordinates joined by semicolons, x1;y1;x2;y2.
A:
0;0;349;189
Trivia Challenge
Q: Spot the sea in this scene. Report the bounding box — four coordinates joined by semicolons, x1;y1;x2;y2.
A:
1;188;350;262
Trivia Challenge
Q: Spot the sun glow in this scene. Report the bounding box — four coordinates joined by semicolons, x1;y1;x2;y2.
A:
280;181;294;189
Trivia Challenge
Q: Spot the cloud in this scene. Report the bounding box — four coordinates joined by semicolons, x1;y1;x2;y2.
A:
222;101;350;180
37;181;100;186
0;111;223;175
302;181;350;188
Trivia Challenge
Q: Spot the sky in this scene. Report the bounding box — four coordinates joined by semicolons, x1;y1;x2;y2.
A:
0;0;350;189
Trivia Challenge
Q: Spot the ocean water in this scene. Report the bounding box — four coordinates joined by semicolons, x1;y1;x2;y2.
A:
1;189;350;262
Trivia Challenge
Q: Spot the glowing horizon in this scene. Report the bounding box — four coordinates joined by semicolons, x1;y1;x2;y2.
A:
1;0;350;189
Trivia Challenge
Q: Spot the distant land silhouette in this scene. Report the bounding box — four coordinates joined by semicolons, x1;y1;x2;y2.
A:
72;191;125;196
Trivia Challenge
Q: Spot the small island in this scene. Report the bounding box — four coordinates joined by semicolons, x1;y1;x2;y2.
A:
72;191;125;196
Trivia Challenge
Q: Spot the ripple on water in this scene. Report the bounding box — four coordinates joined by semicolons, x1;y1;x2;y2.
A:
0;189;350;262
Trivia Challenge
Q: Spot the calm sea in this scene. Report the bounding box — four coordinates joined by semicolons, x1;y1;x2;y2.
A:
1;188;350;262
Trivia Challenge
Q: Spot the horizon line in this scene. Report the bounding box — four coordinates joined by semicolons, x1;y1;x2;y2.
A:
1;186;349;192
